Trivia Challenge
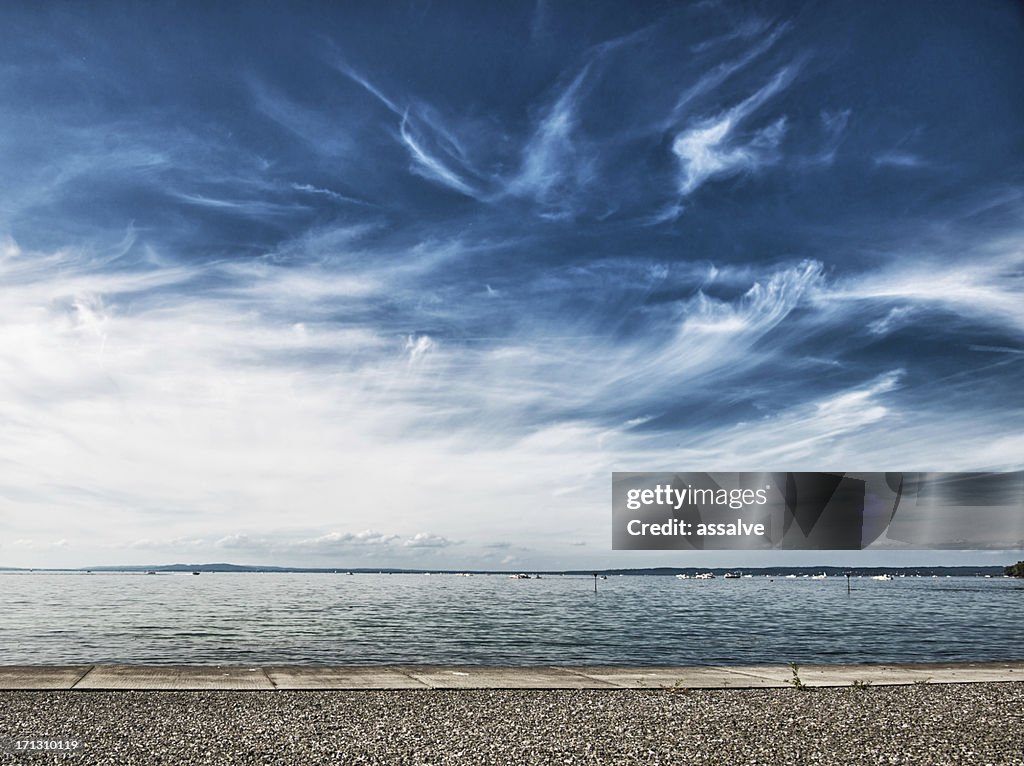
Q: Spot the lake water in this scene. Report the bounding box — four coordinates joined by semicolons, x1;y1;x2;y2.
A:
1;573;1021;666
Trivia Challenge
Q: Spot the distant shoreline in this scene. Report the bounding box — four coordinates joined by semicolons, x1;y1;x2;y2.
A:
0;564;1009;577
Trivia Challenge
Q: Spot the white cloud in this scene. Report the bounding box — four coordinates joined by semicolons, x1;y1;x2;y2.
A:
403;533;459;548
334;61;403;116
399;114;479;197
597;259;823;403
290;183;370;206
405;334;435;364
673;112;787;194
826;244;1024;335
820;109;851;136
867;306;916;335
874;151;927;169
130;537;207;550
671;67;795;196
6;538;70;550
673;22;789;117
624;415;655;427
509;65;591;207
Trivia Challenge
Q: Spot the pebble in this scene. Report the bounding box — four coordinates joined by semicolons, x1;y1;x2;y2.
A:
1;683;1022;765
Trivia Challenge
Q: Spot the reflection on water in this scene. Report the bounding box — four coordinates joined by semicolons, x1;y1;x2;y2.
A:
0;573;1020;665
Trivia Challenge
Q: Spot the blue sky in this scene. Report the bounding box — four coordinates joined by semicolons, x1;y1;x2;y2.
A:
1;1;1022;569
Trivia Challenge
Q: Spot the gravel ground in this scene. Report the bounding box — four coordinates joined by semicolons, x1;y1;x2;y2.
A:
1;684;1022;766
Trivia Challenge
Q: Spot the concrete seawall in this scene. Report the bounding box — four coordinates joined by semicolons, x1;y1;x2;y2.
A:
1;661;1021;690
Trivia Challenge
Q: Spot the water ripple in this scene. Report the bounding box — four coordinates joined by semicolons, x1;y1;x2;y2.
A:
0;573;1020;665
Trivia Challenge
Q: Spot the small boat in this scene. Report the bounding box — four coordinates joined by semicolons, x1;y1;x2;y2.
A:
695;572;715;579
723;572;741;579
144;571;157;575
509;573;531;579
871;574;893;581
675;573;689;579
192;571;201;575
811;573;828;580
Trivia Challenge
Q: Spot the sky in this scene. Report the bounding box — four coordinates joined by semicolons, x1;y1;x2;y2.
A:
1;1;1022;570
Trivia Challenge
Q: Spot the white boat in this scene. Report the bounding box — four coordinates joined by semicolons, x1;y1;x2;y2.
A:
509;573;531;579
695;572;715;579
723;572;741;579
811;573;828;580
871;574;893;581
675;574;689;579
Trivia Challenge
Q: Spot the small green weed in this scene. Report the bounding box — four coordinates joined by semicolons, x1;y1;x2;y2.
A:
787;662;808;691
662;678;689;695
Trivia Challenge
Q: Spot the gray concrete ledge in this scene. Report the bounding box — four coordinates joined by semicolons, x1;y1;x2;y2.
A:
0;662;1021;690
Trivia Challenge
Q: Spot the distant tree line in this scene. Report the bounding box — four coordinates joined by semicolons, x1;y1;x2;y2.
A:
1006;561;1024;578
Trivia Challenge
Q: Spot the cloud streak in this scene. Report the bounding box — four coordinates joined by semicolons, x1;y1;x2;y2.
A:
398;114;480;197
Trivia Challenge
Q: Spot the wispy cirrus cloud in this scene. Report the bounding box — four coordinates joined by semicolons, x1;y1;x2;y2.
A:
332;60;489;201
671;66;795;197
506;65;593;211
398;113;481;198
873;151;928;169
826;242;1024;334
671;21;790;118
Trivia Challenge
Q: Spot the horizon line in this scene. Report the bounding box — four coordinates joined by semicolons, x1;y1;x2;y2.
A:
1;562;1014;574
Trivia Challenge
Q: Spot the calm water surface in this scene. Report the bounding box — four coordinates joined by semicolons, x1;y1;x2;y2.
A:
1;573;1021;665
